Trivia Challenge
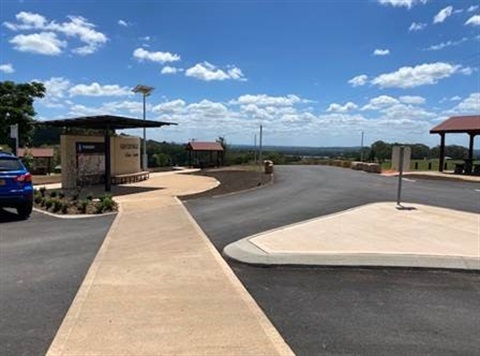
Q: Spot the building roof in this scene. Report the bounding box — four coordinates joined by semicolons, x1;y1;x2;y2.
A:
430;115;480;134
37;115;177;130
186;141;224;151
17;148;54;158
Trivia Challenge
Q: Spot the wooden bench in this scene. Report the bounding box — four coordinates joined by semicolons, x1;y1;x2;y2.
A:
111;171;150;185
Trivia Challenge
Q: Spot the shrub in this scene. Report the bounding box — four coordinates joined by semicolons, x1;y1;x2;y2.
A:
39;187;47;197
50;191;57;198
58;192;65;199
71;193;79;201
34;195;42;204
52;199;62;213
61;203;68;214
77;199;89;214
40;197;47;207
86;193;94;201
97;194;116;213
45;198;53;210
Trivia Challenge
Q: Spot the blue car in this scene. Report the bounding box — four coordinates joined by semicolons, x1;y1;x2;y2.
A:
0;151;34;219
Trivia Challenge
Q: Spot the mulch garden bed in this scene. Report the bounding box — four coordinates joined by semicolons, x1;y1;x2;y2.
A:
179;168;272;201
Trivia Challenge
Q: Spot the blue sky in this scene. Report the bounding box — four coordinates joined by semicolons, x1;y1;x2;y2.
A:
1;0;479;147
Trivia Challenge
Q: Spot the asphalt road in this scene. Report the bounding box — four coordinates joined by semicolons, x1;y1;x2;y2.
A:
0;210;115;356
186;165;480;355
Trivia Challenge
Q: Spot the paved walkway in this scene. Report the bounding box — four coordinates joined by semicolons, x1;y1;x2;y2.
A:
384;170;480;182
225;202;480;270
47;172;292;355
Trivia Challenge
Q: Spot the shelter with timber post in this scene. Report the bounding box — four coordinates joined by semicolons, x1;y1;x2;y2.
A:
186;141;225;168
430;115;480;174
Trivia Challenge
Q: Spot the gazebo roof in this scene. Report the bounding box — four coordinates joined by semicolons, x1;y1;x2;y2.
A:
17;148;54;158
430;115;480;134
186;141;224;151
37;115;177;130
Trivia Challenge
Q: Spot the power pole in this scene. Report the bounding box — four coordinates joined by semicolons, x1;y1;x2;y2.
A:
360;131;364;162
259;125;263;165
253;134;257;165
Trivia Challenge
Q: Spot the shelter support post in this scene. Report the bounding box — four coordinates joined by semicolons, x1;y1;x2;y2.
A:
439;133;445;172
105;126;111;192
468;133;475;162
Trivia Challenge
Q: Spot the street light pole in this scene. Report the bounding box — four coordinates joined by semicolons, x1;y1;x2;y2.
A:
133;84;155;171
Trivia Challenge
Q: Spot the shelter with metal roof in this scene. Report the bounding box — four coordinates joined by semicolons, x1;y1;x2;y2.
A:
185;141;224;168
39;115;176;191
430;115;480;173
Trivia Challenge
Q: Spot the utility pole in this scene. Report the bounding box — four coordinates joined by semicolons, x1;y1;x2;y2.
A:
259;125;263;166
253;134;257;165
360;130;364;162
10;123;19;156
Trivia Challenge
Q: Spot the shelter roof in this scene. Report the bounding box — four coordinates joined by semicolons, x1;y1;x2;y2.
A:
186;141;224;151
17;148;54;158
37;115;177;130
430;115;480;134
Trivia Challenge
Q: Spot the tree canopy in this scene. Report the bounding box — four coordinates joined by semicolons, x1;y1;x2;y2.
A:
0;81;46;147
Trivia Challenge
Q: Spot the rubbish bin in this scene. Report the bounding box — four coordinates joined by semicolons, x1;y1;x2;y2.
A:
264;160;274;174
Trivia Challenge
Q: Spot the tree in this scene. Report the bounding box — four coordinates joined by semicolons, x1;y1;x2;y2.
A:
0;81;46;148
370;140;392;164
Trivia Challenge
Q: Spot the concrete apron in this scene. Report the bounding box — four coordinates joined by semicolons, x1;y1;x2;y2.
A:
224;202;480;270
47;174;293;356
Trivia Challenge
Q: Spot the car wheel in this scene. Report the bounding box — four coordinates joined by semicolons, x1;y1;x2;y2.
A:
17;203;33;219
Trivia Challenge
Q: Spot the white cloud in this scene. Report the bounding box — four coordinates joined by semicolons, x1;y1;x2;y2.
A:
327;102;358;113
232;94;305;106
10;32;66;55
4;12;47;30
118;19;129;27
185;62;246;81
465;15;480;26
0;63;14;74
468;5;479;12
152;99;186;114
41;77;71;98
425;37;468;51
409;22;427;31
348;74;368;87
373;48;390;56
371;62;469;89
446;93;480;114
4;12;108;55
434;6;453;24
362;95;400;110
69;82;133;97
161;66;182;75
450;96;462;101
133;47;180;63
378;0;428;9
139;36;150;41
399;95;426;105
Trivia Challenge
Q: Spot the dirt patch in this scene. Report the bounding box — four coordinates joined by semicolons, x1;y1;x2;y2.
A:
180;169;272;200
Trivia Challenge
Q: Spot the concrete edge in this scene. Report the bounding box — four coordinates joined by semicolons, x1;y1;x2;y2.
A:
33;207;117;219
224;238;480;270
46;204;124;356
175;198;294;356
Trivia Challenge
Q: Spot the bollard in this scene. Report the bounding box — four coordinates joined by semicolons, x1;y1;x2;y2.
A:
444;162;448;170
415;162;418;170
428;162;432;170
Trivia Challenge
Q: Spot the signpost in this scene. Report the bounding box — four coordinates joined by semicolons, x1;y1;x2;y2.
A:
396;146;405;206
10;124;18;156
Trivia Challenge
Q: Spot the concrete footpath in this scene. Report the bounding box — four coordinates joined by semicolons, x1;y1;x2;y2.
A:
225;202;480;270
47;172;293;356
